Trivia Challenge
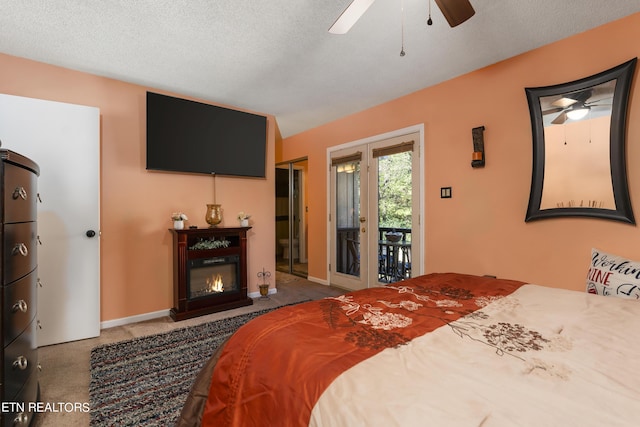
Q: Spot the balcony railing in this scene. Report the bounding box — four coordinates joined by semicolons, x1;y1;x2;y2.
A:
336;227;412;283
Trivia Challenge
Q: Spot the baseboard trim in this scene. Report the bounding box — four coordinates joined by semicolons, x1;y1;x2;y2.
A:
307;275;328;286
101;309;170;330
248;288;278;299
101;280;329;329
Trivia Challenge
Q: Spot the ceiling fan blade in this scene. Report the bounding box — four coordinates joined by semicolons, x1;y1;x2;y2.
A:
551;112;567;125
329;0;376;34
552;89;592;108
543;107;564;115
585;98;610;106
434;0;475;27
551;97;578;108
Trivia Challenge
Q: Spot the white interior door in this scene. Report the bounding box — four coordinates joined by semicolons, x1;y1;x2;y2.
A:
0;93;100;346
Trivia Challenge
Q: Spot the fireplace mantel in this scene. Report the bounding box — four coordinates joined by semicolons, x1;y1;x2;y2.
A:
170;227;253;321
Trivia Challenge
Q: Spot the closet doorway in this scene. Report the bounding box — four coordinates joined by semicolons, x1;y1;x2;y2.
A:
275;158;308;277
329;128;423;291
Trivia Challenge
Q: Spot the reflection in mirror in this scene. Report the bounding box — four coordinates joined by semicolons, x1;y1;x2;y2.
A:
539;80;615;210
525;58;637;223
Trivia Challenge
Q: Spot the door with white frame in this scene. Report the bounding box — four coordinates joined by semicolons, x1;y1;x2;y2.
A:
330;131;422;290
0;94;100;346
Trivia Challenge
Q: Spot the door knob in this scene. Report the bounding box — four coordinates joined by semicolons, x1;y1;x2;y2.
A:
359;216;366;223
86;230;96;238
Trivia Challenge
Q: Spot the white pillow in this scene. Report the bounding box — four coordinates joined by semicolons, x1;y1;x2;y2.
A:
586;248;640;300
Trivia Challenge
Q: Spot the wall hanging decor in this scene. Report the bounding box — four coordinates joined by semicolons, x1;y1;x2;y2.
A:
524;58;637;223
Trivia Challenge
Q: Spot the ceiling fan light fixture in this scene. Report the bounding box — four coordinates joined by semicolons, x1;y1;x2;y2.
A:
328;0;376;34
566;106;590;120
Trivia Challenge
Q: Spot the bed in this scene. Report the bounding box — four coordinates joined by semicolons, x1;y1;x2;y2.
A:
176;272;640;426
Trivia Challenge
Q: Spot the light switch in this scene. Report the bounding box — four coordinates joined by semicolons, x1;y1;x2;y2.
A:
440;187;452;198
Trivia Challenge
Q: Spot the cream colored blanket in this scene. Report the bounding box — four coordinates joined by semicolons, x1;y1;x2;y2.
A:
311;285;640;426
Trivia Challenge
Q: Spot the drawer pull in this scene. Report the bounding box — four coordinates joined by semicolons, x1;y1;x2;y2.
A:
13;413;29;425
12;186;28;200
13;355;28;371
11;243;28;257
11;300;28;313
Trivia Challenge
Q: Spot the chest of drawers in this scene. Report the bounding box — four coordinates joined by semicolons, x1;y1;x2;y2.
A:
0;150;39;426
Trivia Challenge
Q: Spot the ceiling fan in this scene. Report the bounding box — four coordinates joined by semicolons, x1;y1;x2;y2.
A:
542;89;611;125
329;0;475;34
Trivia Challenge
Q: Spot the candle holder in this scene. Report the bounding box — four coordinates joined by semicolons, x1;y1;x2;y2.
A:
257;268;271;299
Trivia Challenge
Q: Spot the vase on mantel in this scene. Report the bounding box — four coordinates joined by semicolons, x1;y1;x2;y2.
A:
240;218;249;227
205;204;223;227
173;220;184;230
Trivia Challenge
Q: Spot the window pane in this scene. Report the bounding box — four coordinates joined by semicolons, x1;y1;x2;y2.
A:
336;162;360;276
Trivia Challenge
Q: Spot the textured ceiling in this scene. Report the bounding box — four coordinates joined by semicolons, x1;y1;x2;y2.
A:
1;1;639;138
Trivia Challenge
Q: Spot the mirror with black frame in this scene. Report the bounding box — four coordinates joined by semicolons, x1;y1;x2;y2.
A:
525;58;637;223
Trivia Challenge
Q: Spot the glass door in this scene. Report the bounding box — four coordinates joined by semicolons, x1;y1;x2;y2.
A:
275;159;308;277
330;132;421;290
368;134;421;286
330;148;368;290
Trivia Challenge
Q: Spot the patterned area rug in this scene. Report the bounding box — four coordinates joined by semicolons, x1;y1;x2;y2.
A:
89;307;284;426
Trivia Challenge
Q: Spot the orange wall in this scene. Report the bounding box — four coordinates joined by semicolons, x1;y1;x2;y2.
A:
0;54;276;322
279;13;640;291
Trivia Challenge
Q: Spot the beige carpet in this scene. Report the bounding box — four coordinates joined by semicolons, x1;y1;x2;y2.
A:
32;274;345;427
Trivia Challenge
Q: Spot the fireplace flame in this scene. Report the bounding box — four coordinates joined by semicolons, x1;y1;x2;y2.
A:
206;274;224;293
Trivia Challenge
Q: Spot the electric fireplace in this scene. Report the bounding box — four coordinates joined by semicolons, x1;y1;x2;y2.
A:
170;227;253;321
189;255;240;299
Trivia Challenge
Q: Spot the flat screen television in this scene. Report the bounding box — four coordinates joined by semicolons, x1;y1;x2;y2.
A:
146;91;267;178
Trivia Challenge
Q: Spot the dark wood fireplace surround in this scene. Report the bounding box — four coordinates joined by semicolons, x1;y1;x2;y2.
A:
170;227;253;321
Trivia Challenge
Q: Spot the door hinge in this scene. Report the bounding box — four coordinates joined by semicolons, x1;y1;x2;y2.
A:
328;263;331;272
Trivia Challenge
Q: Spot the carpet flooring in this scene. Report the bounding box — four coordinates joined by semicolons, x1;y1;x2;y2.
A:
89;307;280;426
33;276;346;427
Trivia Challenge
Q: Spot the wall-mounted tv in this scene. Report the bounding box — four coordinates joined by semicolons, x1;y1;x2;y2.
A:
146;91;267;178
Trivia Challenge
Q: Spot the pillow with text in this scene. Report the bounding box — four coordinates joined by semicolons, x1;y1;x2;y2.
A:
587;248;640;300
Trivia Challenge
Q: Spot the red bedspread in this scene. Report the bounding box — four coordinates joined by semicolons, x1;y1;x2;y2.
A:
201;273;524;426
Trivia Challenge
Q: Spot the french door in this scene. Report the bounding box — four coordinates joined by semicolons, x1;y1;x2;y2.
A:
330;131;421;290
